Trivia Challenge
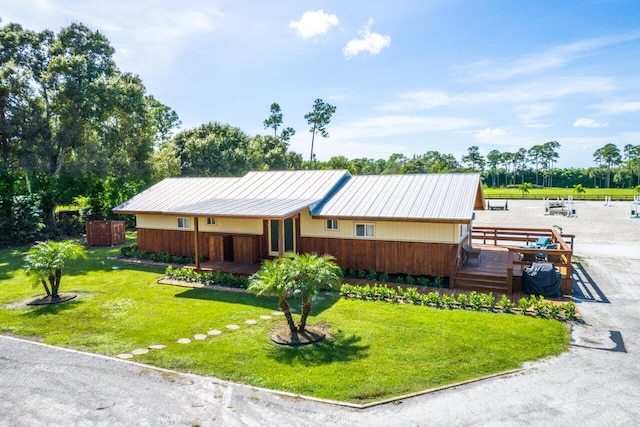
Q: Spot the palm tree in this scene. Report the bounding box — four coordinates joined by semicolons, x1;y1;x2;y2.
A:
248;258;297;335
287;253;342;332
248;253;342;334
24;240;86;301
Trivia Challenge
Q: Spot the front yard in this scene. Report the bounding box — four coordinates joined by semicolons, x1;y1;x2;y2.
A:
0;241;569;403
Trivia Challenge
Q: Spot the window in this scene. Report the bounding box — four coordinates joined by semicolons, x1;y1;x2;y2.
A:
355;223;374;238
206;217;216;226
325;219;339;230
177;217;190;229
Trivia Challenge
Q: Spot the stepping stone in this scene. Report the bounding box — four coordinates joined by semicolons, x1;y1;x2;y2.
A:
271;311;284;316
117;353;133;359
177;338;191;344
148;344;166;350
194;334;207;340
207;330;222;336
260;315;272;320
225;324;240;330
131;348;149;355
245;319;257;325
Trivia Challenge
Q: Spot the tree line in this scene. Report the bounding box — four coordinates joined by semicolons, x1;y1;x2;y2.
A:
1;19;638;248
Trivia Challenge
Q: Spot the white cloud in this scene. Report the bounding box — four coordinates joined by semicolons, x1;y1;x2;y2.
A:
589;101;640;114
378;77;612;113
573;118;608;128
289;10;338;39
343;18;390;59
378;91;452;111
330;115;481;140
474;127;507;140
459;32;640;82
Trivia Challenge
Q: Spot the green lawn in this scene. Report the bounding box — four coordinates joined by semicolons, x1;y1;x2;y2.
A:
484;187;637;200
0;240;569;403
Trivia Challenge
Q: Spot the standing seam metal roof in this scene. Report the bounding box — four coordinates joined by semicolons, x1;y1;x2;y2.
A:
310;173;481;221
113;170;351;217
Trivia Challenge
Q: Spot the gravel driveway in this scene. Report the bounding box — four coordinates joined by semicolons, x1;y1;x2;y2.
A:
1;200;639;426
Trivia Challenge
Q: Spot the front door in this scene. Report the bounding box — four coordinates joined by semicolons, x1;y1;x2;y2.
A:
269;218;295;256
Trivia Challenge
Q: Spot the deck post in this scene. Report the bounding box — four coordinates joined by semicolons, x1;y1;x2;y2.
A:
193;216;200;271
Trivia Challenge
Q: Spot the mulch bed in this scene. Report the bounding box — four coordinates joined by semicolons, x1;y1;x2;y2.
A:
270;323;332;346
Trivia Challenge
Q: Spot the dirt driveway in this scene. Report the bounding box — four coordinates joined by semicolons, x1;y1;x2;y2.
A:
1;200;639;426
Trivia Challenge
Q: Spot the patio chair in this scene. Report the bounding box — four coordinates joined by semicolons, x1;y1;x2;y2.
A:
462;242;481;266
520;236;552;249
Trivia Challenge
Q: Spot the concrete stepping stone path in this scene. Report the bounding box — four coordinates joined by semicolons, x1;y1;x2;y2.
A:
177;338;191;344
131;348;149;356
260;315;272;320
225;324;240;330
148;344;166;350
245;319;257;325
117;353;133;359
207;330;222;336
271;311;284;316
194;334;207;340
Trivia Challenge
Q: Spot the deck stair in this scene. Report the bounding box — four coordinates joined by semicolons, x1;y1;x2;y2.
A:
454;271;510;294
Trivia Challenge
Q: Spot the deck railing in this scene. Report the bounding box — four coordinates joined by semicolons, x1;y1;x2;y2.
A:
471;226;574;293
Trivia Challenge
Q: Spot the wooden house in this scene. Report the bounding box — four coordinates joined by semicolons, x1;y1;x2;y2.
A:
113;170;485;279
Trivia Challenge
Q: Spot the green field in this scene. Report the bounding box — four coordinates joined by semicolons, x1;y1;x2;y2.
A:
0;239;569;403
483;187;637;200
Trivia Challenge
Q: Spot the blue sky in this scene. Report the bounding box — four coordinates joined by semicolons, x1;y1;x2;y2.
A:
2;0;639;168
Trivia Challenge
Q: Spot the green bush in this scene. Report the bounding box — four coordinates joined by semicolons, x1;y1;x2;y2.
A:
164;266;249;289
121;244;195;265
498;295;514;313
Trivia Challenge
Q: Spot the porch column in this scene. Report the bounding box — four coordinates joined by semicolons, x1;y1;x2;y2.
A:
193;216;200;271
278;218;284;256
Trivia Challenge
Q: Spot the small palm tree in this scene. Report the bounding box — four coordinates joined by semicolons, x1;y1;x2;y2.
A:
248;253;342;335
248;258;297;335
288;253;342;332
24;240;86;301
518;182;532;198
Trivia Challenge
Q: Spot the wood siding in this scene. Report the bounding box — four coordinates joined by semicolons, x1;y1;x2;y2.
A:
138;228;263;262
86;220;125;246
299;236;457;277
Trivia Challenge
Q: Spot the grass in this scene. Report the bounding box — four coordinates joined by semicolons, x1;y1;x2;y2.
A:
484;187;637;200
0;239;570;403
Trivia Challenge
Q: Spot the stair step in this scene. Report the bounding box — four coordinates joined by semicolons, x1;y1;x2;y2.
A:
454;276;507;286
454;282;510;293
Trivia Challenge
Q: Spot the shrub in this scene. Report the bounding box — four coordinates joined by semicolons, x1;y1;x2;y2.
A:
518;297;530;314
417;277;431;287
433;277;444;288
164;266;249;289
366;269;377;280
402;287;420;303
457;293;468;309
498;295;514;313
379;272;389;282
561;301;577;320
483;292;496;312
469;291;484;311
441;293;456;309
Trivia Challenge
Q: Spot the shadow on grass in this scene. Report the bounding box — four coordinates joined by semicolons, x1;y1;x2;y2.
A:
174;288;340;314
20;297;84;317
267;329;369;366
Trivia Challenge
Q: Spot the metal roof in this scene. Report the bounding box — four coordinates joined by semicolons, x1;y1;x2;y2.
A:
311;173;482;221
113;177;239;214
113;170;351;218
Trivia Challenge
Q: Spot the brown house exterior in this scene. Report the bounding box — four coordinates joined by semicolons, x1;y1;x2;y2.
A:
113;170;485;278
